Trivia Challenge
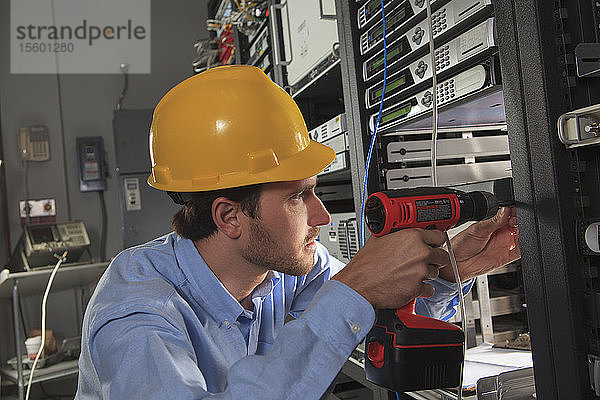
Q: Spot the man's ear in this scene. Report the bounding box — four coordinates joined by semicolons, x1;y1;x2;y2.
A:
211;197;242;239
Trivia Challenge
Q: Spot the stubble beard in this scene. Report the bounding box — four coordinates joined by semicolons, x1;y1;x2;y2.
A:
241;219;320;276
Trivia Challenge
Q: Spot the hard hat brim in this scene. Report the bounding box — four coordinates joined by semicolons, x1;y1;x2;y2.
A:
148;139;336;192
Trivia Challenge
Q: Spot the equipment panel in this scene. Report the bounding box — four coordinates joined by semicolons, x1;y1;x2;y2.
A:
248;27;270;66
317;212;359;263
21;221;90;269
386;131;509;162
370;62;497;132
318;131;350;176
282;0;339;87
309;113;347;143
382;128;511;189
358;0;441;32
364;17;495;107
359;0;492;55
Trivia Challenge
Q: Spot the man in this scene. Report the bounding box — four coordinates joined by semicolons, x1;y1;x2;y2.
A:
76;65;519;399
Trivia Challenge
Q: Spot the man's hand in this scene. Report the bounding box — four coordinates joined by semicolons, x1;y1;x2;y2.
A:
438;206;520;282
332;229;450;310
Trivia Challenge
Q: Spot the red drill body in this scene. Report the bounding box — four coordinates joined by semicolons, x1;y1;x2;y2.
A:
363;187;498;392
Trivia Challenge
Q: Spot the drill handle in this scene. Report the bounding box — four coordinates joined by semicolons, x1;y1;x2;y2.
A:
373;299;463;342
399;298;416;314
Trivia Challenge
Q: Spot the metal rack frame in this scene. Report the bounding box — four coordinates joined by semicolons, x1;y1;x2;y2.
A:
206;0;285;84
493;0;598;397
0;262;108;400
335;0;600;398
335;0;371;219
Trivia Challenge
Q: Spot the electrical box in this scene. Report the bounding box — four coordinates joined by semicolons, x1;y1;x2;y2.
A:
76;137;106;192
123;177;142;211
18;198;57;225
113;110;181;248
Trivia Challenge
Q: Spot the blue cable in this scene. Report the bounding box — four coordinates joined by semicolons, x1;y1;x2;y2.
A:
360;0;388;247
396;392;401;400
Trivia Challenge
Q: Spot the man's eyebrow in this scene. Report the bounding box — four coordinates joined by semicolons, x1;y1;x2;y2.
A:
287;181;317;195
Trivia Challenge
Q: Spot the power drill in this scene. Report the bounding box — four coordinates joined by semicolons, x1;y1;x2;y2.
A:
363;187;499;392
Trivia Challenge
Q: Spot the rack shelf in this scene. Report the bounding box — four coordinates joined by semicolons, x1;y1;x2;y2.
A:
0;359;79;386
0;262;109;400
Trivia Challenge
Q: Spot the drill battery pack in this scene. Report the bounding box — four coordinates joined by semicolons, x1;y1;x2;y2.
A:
365;308;465;392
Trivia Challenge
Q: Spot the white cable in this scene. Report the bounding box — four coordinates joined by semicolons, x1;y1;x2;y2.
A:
25;251;68;400
443;232;466;400
23;160;31;226
424;0;439;186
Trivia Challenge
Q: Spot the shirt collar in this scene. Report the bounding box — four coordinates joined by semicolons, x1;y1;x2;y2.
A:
172;235;281;326
173;235;244;326
252;270;281;298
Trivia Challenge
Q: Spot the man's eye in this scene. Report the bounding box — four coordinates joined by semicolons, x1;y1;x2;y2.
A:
292;191;306;200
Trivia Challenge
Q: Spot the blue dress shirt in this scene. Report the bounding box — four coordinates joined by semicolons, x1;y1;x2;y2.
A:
76;233;471;399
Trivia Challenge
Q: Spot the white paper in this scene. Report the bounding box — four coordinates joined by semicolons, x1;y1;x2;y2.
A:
462;342;533;390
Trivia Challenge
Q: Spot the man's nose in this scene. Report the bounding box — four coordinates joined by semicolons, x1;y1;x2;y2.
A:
309;195;331;227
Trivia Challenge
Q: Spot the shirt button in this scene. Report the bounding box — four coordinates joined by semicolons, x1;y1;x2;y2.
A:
351;322;361;334
224;319;231;328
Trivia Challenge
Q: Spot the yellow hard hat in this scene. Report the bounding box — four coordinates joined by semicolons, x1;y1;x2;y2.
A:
148;65;335;192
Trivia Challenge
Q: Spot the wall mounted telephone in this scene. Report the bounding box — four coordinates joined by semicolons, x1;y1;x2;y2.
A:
19;126;50;161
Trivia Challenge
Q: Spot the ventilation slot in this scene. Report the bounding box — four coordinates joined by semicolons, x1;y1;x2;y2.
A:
347;220;359;259
338;219;359;260
401;202;411;224
423;364;446;387
338;221;349;259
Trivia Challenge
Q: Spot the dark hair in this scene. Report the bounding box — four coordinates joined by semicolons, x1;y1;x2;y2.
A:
171;184;263;241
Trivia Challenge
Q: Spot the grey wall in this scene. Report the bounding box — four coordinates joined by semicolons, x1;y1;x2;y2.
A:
0;0;209;395
1;0;208;262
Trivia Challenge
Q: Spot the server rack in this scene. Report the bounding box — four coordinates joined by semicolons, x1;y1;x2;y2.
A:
206;0;286;85
337;0;524;348
336;0;600;398
202;1;355;234
269;0;354;215
233;14;278;81
494;1;600;398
